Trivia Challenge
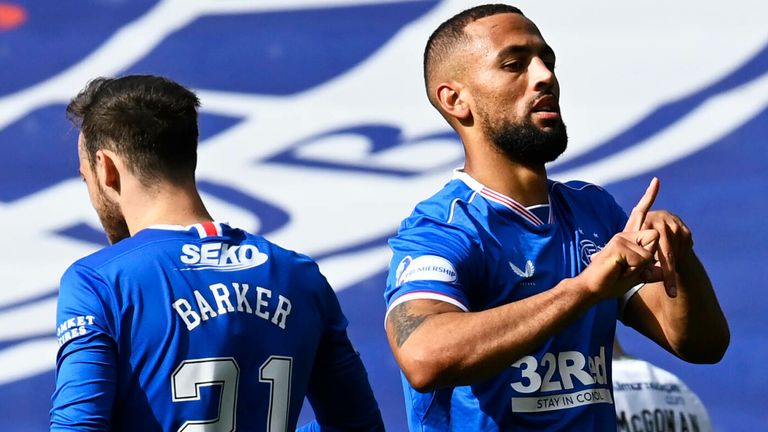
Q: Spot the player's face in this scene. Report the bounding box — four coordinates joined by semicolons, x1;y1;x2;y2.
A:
463;13;567;166
78;134;130;244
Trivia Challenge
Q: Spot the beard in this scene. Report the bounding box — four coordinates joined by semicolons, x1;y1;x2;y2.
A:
95;184;131;244
481;113;568;168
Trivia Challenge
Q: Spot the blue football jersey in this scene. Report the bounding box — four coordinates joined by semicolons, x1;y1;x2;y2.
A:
52;221;383;431
385;171;630;431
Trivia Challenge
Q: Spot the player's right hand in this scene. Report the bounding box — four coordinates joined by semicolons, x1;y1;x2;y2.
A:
578;178;664;300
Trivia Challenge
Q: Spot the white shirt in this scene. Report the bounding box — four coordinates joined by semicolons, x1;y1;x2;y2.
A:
613;355;713;432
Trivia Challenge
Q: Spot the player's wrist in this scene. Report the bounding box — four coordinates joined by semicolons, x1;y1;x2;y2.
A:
564;275;606;306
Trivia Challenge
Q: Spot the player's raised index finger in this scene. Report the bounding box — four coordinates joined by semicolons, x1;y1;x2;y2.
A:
623;177;660;232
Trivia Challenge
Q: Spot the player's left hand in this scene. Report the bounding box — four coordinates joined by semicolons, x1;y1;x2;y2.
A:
624;177;693;297
639;210;693;298
623;178;694;298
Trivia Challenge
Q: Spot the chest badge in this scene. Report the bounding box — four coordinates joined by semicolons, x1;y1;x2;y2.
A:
510;260;535;278
580;239;603;266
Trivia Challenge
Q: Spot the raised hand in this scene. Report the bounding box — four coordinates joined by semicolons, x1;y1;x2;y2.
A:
628;178;693;298
578;178;663;300
624;177;660;232
616;179;727;363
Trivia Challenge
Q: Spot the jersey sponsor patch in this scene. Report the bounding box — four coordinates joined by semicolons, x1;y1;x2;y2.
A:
180;243;268;272
395;255;457;287
510;346;612;413
512;388;614;413
56;315;95;346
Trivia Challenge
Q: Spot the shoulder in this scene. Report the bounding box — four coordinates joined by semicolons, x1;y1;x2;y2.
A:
550;179;625;215
550;179;613;201
247;234;332;292
220;225;323;267
397;179;481;241
246;233;320;271
387;180;481;288
62;238;149;291
57;262;117;342
59;261;110;299
404;178;479;224
612;356;712;421
71;229;185;272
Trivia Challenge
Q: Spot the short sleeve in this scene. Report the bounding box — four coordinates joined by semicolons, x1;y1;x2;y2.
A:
385;222;478;316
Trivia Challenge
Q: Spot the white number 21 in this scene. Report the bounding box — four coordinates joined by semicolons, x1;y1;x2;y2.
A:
172;356;293;432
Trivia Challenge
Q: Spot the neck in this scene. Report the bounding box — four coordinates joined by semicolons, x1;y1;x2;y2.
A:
121;178;213;235
462;136;549;206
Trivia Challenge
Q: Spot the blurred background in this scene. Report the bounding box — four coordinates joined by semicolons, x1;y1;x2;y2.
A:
0;0;765;430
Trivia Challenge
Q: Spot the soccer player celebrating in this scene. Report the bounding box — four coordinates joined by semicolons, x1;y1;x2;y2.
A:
384;4;729;430
51;75;384;431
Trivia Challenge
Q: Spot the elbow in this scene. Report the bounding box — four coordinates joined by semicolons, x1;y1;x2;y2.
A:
404;370;442;393
682;345;728;364
397;347;451;393
701;326;730;364
679;324;730;364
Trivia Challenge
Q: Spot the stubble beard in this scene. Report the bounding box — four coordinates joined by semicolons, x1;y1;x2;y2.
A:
95;184;131;244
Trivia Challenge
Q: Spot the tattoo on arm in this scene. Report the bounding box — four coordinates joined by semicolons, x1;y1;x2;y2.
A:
388;302;430;348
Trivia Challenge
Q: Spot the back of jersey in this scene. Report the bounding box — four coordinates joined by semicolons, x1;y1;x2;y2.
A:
52;222;349;431
613;355;713;432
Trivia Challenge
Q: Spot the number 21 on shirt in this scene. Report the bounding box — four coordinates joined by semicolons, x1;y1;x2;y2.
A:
171;356;293;432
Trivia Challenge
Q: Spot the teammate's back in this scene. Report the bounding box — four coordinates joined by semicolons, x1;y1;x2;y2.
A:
50;75;383;431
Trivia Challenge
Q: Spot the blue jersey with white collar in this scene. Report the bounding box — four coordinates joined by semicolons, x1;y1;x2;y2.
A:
52;222;383;431
385;171;629;431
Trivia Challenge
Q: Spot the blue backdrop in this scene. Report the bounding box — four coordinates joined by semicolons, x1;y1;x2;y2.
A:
0;1;765;430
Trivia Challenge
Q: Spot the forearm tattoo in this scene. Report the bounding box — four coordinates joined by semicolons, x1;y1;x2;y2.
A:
388;302;429;348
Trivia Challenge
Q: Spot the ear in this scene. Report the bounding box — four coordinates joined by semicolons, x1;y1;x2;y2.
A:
435;81;471;122
94;149;121;195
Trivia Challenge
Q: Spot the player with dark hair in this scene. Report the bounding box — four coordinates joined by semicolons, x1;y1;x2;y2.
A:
384;4;729;430
51;75;384;431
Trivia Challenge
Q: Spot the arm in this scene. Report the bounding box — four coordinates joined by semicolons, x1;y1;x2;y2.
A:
622;211;729;363
50;336;117;431
50;266;117;431
386;226;662;392
299;267;383;432
303;328;384;431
